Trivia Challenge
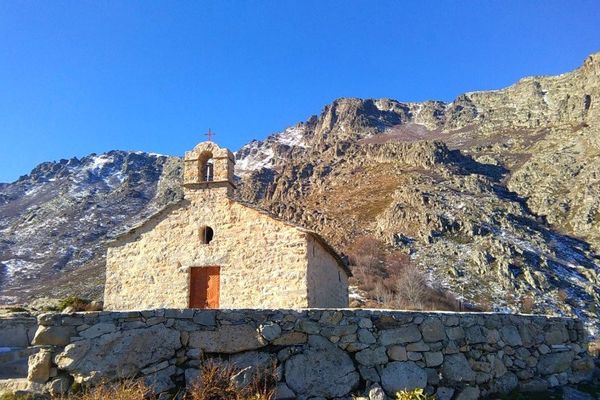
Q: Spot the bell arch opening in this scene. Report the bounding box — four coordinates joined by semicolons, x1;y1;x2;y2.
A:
198;151;214;182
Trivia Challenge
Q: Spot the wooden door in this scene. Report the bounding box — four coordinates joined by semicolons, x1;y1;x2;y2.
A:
189;267;220;308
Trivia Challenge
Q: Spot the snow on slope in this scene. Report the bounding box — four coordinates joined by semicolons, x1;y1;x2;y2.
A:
235;124;308;176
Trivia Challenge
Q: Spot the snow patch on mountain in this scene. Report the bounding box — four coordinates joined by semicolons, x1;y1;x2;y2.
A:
235;124;308;176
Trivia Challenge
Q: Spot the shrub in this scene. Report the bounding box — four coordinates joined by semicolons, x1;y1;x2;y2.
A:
557;290;569;303
56;296;102;312
5;306;28;313
396;388;435;400
347;236;385;271
521;296;535;313
589;339;600;358
186;360;277;400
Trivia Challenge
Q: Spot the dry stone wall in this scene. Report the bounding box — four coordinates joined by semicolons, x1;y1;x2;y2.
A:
0;314;38;386
27;309;593;399
0;314;38;348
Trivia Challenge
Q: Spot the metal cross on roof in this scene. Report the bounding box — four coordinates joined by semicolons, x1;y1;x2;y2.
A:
205;128;215;142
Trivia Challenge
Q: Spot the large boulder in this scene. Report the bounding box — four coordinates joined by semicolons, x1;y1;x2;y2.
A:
188;324;266;353
55;324;180;383
380;361;427;395
285;335;359;398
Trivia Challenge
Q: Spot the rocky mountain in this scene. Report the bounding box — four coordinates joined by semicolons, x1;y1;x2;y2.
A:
0;151;182;303
234;51;600;333
0;51;599;333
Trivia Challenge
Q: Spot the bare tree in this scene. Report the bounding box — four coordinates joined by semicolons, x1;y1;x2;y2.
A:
394;264;427;310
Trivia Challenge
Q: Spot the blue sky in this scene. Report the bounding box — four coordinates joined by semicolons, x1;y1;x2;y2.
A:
0;1;599;183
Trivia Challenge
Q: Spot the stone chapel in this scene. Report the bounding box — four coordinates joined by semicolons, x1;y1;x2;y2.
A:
103;141;350;310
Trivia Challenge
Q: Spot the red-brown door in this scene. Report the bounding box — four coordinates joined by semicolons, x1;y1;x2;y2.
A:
189;267;220;308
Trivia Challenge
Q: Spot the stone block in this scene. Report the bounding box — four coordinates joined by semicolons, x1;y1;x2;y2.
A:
274;382;296;400
421;318;446;342
442;354;476;382
32;325;75;346
272;331;307;346
355;347;388;366
78;322;116;339
424;351;443;367
407;341;429;352
500;325;522;346
379;325;422;346
447;326;465;340
188;324;266;353
28;348;52;383
387;345;407;361
56;324;180;382
45;374;72;396
358;328;376;344
456;386;480;400
285;335;359;398
259;322;282;341
358;365;380;383
380;361;427;395
537;351;574;375
368;384;385;400
193;311;216;326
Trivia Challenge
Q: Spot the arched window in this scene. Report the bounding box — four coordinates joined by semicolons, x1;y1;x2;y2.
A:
198;151;214;182
200;226;214;244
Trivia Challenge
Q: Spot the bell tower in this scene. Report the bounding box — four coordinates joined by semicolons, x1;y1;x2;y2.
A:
183;141;235;197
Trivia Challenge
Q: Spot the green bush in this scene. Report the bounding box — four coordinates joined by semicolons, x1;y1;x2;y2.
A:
56;296;102;312
396;388;435;400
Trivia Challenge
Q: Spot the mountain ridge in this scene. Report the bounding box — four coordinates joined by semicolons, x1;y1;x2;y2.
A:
1;51;599;334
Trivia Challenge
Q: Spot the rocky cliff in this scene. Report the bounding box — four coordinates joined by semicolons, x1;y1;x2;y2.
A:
1;51;599;333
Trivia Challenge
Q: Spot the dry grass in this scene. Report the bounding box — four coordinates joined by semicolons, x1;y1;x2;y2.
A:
185;360;277;400
50;361;277;400
66;380;151;400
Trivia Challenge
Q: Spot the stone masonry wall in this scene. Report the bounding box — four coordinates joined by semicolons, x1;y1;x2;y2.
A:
105;188;347;310
27;309;593;399
306;235;349;307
